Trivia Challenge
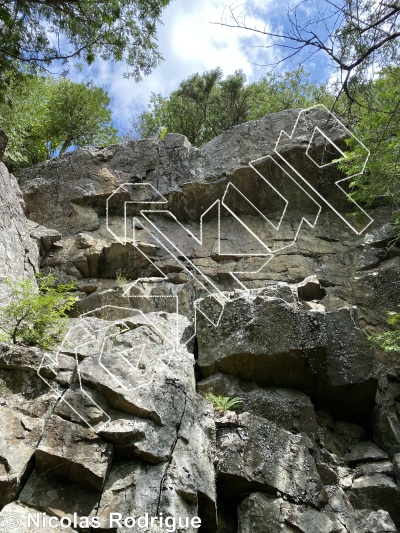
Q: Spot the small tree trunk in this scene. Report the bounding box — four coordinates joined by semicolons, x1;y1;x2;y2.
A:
59;138;73;157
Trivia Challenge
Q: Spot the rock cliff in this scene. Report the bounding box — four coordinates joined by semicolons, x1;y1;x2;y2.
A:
0;108;400;532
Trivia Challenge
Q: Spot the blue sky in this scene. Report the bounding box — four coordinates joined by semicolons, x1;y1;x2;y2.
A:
70;0;334;135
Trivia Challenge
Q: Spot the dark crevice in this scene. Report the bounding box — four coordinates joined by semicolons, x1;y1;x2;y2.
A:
156;391;188;514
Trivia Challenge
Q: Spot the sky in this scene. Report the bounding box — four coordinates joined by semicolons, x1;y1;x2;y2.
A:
71;0;331;134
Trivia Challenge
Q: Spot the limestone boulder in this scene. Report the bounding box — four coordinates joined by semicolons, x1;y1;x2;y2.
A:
196;290;378;418
35;415;113;491
216;412;323;506
196;291;327;387
347;473;400;525
198;373;318;435
18;469;100;528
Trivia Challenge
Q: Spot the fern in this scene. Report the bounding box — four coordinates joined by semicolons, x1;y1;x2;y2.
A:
204;392;243;413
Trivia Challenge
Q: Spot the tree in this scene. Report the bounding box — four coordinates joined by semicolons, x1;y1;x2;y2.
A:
218;0;400;99
128;68;251;145
46;78;119;156
0;0;171;82
0;73;51;168
218;2;400;226
126;67;331;146
0;274;76;348
0;73;118;169
246;69;333;120
338;66;400;225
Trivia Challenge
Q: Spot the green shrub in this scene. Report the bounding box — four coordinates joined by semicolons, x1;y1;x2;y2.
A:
370;311;400;352
204;392;243;413
0;274;76;348
115;268;129;287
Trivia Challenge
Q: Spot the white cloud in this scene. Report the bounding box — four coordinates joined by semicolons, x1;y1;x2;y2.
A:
71;0;277;132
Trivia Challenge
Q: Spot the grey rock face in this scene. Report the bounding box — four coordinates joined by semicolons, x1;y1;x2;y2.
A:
0;148;39;306
0;162;38;283
0;309;216;529
345;441;389;464
237;492;398;533
216;412;323;506
196;291;378;419
1;108;400;531
347;474;400;525
35;415;113;491
198;373;319;435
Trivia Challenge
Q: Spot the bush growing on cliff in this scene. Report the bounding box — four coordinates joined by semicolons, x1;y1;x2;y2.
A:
0;274;76;348
371;311;400;352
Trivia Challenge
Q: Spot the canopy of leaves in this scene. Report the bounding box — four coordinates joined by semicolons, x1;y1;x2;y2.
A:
0;274;76;348
338;67;400;226
0;73;118;170
127;67;332;146
219;0;400;99
0;0;171;82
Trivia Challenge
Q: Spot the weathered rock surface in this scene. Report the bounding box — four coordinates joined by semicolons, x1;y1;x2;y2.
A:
0;310;216;530
0;162;37;283
216;411;323;506
0;501;79;532
198;372;319;435
0;108;399;531
347;473;400;525
196;290;378;419
237;491;398;533
35;415;113;491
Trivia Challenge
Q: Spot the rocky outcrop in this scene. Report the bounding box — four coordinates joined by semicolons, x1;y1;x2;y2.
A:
0;108;399;531
0;131;38;283
0;309;216;531
196;289;378;419
237;491;398;533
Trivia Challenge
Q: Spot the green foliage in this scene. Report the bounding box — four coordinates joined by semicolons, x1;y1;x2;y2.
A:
128;66;332;146
0;274;77;348
246;68;333;121
46;78;119;157
204;393;243;413
0;73;118;169
337;67;400;226
370;311;400;352
0;0;171;81
115;269;129;287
